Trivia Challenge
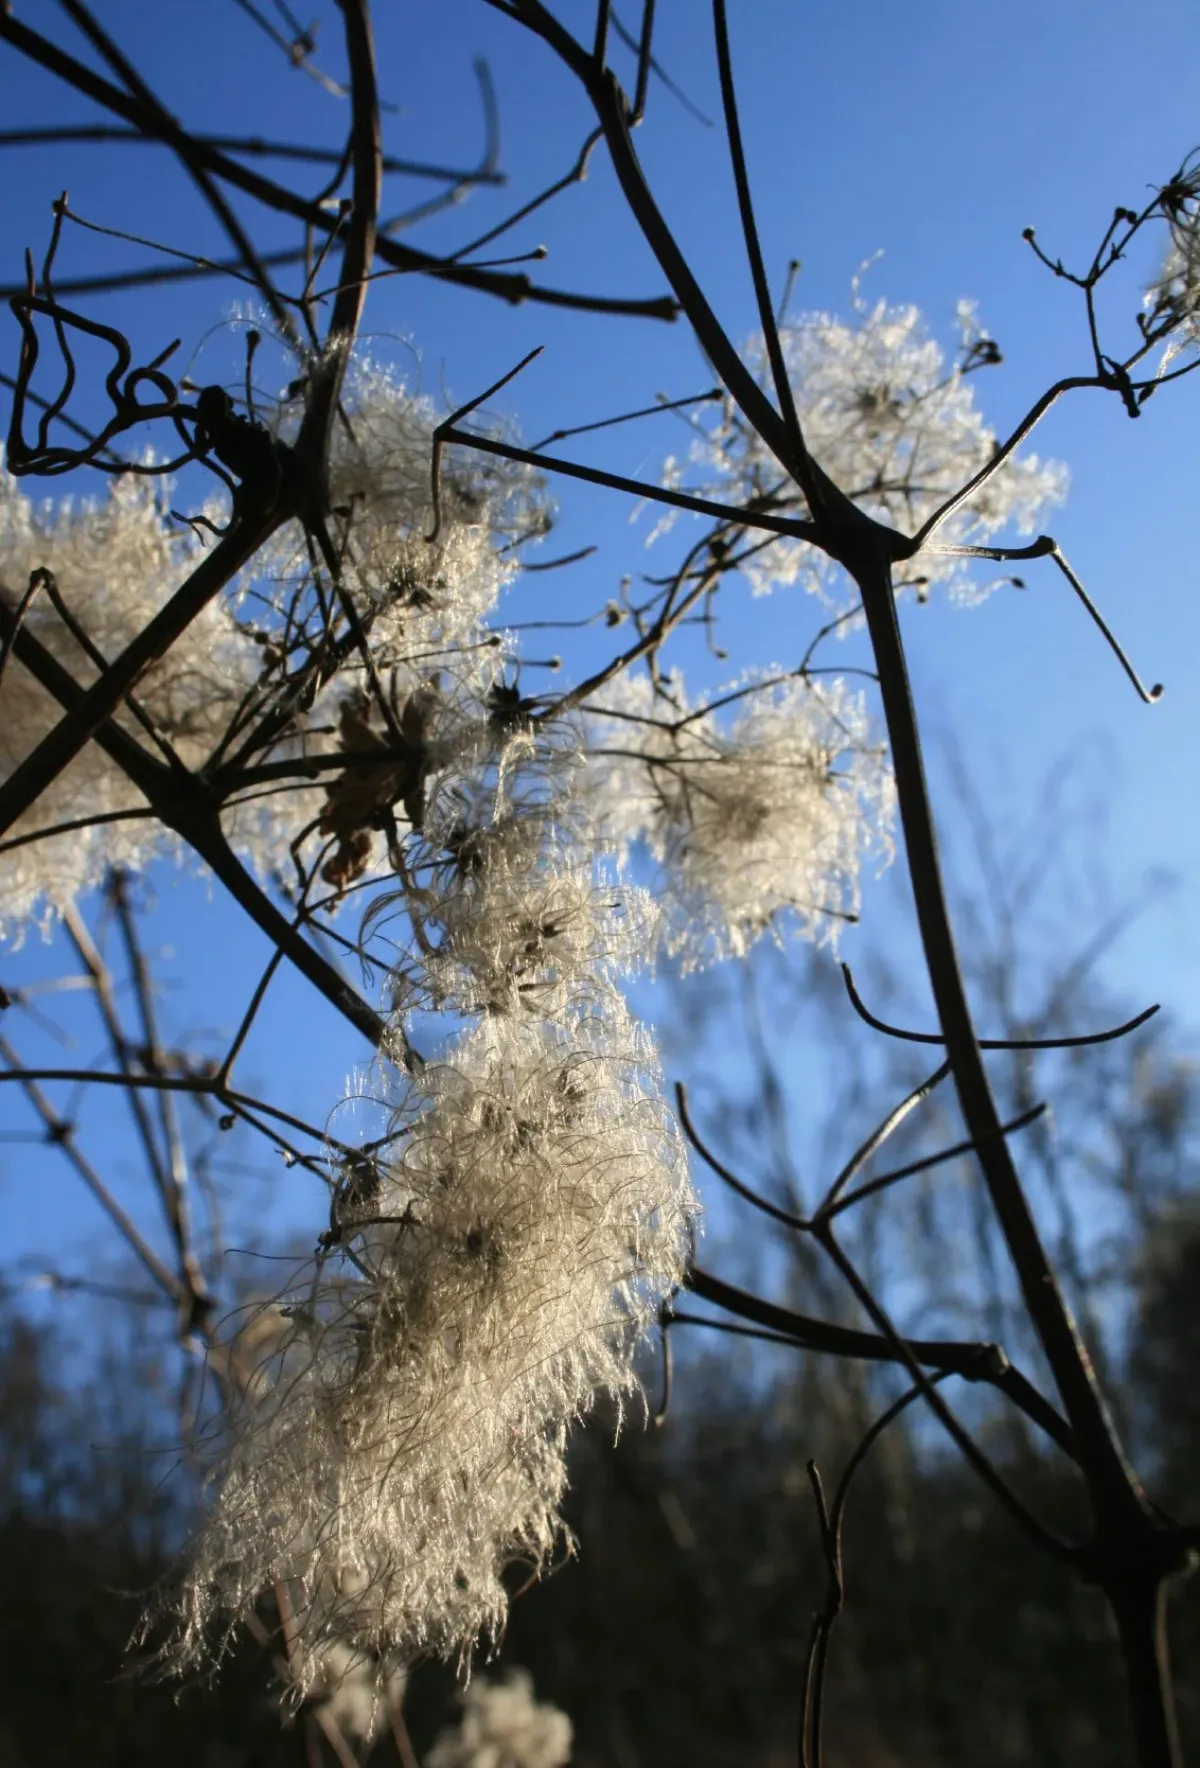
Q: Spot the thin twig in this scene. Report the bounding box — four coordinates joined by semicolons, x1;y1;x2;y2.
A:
817;1062;951;1214
840;962;1161;1050
685;1264;1076;1459
824;1103;1048;1222
0;1036;183;1301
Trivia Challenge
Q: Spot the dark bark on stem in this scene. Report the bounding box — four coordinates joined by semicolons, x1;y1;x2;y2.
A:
1109;1581;1187;1768
293;0;380;468
686;1265;1077;1461
852;547;1143;1523
456;13;1200;1757
852;545;1194;1766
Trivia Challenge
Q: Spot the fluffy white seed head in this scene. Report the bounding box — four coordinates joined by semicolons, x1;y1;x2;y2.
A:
586;669;894;969
303;1638;406;1744
428;1670;572;1768
1148;171;1200;362
233;362;550;898
260;363;544;667
170;999;692;1681
396;732;658;1017
0;356;548;936
660;291;1067;606
0;463;272;938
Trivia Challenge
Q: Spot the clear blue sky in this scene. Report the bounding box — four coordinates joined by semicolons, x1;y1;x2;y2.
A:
1;1;1198;1305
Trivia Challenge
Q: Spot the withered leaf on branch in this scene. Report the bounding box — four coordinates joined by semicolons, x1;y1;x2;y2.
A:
318;690;435;891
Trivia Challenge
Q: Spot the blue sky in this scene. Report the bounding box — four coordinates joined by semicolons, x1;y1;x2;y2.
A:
1;1;1198;1313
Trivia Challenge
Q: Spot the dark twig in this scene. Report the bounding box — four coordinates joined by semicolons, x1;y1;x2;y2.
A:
529;386;721;453
0;607;387;1048
1046;541;1163;704
928;533;1163;703
711;0;809;468
651;1302;673;1426
630;0;656;125
609;6;713;125
0;1036;182;1301
0;368;127;464
436;419;820;542
675;1081;806;1231
62;901;207;1330
0;513;292;842
800;1460;838;1768
0;125;507;185
840;963;1161;1050
818;1062;951;1213
685;1266;1076;1461
824;1102;1048;1221
0;1066;347;1156
109;872;212;1329
294;0;380;467
809;1221;1074;1558
0;572;47;700
519;545;599;574
0;12;680;320
801;1375;953;1768
55;0;299;343
451;125;604;264
665;1308;812;1352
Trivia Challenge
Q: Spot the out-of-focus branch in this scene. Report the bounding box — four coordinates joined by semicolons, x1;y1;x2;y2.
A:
109;872;212;1332
0;1034;182;1302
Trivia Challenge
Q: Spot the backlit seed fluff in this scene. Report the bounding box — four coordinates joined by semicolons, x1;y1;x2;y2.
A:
655;290;1067;606
260;362;546;657
169;1001;693;1681
0;463;272;938
586;669;894;968
427;1670;572;1768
